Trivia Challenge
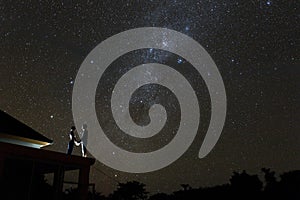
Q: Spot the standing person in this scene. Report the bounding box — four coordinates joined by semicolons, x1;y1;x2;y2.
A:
80;124;88;157
66;126;80;155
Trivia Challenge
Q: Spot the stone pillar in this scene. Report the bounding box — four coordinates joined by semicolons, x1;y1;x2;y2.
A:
78;166;90;200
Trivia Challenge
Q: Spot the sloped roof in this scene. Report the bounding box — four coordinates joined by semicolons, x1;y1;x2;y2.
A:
0;110;53;148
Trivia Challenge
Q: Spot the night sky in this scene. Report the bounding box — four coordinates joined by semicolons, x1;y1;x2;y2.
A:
0;0;299;195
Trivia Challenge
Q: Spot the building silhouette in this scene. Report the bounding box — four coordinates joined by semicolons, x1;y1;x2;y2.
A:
0;110;95;200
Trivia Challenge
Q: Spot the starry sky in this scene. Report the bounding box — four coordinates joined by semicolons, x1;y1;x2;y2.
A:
0;0;299;195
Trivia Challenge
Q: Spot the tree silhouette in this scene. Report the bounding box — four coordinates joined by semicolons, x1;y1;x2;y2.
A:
277;170;300;198
262;168;277;186
58;169;300;199
109;181;148;200
230;170;263;197
261;168;278;197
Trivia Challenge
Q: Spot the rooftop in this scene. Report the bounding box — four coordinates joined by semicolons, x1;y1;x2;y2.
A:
0;110;53;148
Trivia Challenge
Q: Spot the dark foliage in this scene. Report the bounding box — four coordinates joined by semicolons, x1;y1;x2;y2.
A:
107;181;148;200
3;168;299;199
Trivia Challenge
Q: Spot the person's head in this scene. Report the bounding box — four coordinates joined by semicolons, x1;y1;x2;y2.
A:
82;123;87;130
71;126;76;131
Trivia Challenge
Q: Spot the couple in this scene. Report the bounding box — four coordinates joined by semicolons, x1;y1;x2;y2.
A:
66;124;88;157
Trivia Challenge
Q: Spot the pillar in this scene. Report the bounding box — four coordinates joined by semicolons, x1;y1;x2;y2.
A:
78;166;90;200
53;165;65;200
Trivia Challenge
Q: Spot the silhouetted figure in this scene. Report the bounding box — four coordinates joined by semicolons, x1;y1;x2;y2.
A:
80;123;88;157
66;126;80;155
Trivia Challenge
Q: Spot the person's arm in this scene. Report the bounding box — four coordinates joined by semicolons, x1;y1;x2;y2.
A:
75;140;81;146
74;132;81;146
